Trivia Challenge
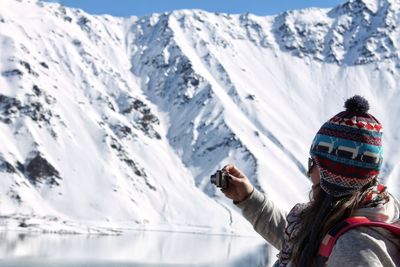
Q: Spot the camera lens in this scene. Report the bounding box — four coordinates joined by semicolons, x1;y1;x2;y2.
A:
210;173;217;184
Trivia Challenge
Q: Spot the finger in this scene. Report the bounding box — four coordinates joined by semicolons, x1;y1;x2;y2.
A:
223;164;244;178
222;164;234;172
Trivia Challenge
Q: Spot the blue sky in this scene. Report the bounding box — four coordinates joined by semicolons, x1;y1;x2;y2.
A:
44;0;346;17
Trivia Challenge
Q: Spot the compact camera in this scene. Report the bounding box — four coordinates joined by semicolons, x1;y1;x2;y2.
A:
210;170;230;189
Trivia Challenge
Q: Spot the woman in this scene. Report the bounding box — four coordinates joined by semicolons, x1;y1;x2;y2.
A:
221;95;400;267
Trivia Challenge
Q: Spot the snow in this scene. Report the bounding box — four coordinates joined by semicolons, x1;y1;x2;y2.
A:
0;0;399;245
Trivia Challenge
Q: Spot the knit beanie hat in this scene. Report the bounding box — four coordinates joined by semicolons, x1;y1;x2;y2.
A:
309;95;383;197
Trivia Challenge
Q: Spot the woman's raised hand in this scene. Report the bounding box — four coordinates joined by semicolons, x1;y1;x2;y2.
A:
221;164;254;203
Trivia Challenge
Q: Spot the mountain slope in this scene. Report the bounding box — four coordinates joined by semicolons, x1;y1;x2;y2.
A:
0;0;399;234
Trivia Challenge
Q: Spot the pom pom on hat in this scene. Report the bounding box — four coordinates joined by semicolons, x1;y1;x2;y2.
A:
344;95;370;113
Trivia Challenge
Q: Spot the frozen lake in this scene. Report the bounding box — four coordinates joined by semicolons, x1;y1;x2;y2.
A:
0;231;274;267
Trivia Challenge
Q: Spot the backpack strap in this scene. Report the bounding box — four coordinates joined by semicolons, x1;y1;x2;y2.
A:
319;216;400;260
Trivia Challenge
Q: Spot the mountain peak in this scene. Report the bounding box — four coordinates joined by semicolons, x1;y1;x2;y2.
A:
272;0;400;65
331;0;397;15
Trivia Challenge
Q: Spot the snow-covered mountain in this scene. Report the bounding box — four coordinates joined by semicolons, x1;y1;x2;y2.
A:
0;0;399;234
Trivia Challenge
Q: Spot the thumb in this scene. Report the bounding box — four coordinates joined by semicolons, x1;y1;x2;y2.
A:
223;164;245;178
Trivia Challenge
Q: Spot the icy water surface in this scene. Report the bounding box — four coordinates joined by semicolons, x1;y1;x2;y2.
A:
0;231;273;267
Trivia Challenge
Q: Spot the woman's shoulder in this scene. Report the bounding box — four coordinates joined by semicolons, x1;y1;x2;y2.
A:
337;224;399;244
327;226;400;267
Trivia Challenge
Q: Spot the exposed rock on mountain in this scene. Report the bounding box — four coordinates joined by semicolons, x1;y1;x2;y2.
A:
26;153;60;186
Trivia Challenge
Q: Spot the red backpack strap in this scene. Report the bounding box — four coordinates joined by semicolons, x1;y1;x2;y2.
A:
319;216;400;260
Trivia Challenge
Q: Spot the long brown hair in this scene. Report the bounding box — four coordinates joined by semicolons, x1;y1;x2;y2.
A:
291;178;378;267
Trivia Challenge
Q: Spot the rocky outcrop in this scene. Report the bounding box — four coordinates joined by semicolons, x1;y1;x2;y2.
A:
26;154;61;186
0;91;56;125
118;96;161;139
0;160;17;173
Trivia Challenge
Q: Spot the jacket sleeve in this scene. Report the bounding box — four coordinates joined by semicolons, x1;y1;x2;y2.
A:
235;189;288;250
326;227;399;267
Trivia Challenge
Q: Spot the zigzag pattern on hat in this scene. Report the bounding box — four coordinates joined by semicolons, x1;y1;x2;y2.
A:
330;116;383;133
319;167;372;189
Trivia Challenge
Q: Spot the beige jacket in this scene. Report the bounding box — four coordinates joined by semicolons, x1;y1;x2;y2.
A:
236;189;400;267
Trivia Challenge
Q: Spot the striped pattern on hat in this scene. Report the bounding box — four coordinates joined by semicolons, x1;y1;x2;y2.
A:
310;96;383;197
